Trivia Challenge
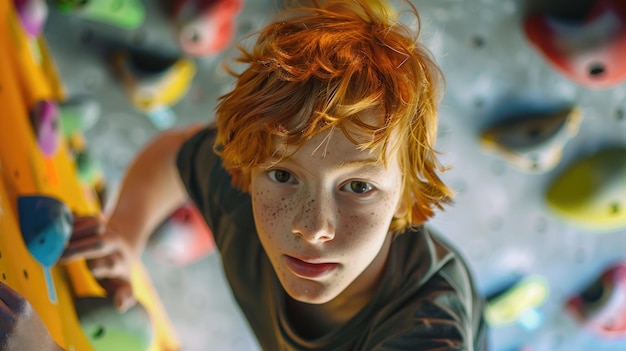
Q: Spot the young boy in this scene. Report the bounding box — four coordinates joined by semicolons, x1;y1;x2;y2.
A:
5;0;486;349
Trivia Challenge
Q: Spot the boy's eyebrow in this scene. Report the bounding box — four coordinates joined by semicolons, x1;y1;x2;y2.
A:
267;157;384;171
336;159;383;170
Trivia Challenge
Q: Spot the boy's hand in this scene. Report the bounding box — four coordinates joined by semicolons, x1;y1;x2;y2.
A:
60;216;137;313
0;281;64;351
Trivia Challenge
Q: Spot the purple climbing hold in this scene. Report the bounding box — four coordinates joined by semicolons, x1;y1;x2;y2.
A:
30;100;60;157
13;0;49;37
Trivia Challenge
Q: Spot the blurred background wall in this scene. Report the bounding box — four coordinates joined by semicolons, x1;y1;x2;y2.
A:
35;0;626;349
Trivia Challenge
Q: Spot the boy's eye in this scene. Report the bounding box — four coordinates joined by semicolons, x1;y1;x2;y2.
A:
342;181;374;194
268;170;295;183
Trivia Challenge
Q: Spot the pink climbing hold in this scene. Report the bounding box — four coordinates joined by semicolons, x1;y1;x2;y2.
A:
524;0;626;89
172;0;243;57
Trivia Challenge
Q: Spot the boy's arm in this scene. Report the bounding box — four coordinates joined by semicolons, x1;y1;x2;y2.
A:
61;124;206;311
105;123;206;257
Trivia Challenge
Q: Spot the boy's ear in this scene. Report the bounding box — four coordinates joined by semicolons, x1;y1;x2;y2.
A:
393;198;408;219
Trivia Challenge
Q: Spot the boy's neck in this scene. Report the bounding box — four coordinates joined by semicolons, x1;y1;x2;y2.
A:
285;287;372;339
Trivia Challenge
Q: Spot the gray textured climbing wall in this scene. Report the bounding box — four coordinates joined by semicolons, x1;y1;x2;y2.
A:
42;0;626;350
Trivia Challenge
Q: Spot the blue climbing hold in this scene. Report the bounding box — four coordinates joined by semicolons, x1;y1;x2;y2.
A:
17;195;72;267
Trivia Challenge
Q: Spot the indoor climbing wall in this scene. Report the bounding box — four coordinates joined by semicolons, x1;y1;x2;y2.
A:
0;1;180;350
33;0;626;350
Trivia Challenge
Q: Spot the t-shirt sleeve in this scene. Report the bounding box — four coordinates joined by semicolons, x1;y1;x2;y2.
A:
176;127;216;224
366;231;487;351
375;267;487;350
175;126;249;247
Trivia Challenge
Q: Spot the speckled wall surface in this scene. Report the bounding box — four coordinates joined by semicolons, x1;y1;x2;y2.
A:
42;0;626;350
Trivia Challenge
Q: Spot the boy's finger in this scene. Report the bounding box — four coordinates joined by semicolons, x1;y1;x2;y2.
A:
100;279;136;313
59;237;109;263
71;216;106;241
86;254;125;279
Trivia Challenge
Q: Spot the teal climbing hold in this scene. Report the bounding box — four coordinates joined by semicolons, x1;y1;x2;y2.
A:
17;195;72;267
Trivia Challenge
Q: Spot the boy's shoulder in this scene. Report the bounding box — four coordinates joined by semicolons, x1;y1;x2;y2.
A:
370;227;486;349
354;226;486;351
176;125;250;227
389;226;477;298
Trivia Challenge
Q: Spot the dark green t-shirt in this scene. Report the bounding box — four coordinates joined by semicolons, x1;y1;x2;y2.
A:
176;127;487;350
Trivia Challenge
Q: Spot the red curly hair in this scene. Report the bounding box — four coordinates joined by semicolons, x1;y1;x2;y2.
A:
214;0;453;231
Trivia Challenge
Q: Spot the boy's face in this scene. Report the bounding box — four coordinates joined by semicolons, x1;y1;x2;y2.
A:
249;125;405;305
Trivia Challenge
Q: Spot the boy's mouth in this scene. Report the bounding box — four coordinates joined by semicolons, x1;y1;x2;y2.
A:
284;255;338;278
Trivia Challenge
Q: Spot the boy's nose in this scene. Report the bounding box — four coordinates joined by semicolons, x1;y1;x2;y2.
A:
291;192;335;243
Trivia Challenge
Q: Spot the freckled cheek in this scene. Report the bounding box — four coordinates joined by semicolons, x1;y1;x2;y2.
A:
339;197;397;236
252;186;296;235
